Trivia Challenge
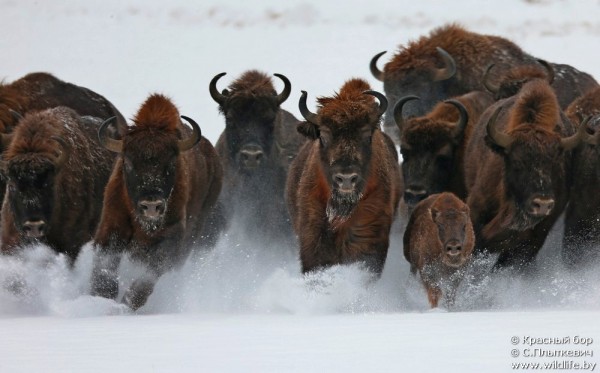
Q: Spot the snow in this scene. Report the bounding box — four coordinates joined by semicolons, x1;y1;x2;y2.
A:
1;0;600;372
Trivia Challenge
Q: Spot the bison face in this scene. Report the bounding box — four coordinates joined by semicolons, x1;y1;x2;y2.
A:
122;145;178;233
223;98;278;174
486;124;572;231
319;123;374;221
5;160;58;241
401;142;454;208
432;205;473;268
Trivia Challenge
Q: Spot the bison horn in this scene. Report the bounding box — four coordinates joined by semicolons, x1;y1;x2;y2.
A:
370;51;386;82
536;59;555;85
51;136;69;169
209;72;228;106
363;90;388;117
393;95;420;132
179;116;202;151
273;73;291;105
483;64;499;93
485;105;512;149
561;115;597;149
444;99;469;138
299;91;319;125
433;47;456;82
9;110;24;123
98;116;123;153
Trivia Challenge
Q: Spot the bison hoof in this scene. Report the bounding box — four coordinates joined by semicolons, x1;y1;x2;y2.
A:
121;279;155;311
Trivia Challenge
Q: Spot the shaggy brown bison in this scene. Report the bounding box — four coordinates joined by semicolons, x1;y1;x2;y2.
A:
287;79;402;275
91;94;222;310
0;72;125;135
483;60;598;109
370;24;538;142
210;70;304;242
394;91;494;207
0;107;115;261
562;87;600;267
403;192;475;308
464;80;584;269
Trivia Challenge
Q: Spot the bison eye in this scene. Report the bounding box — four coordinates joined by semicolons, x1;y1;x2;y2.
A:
319;132;331;148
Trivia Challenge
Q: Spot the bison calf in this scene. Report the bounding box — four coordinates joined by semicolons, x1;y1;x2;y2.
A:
91;94;222;310
287;79;401;275
404;192;475;308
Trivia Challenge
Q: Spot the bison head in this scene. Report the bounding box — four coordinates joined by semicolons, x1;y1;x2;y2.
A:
370;48;456;142
298;86;387;221
210;71;291;174
430;194;474;268
485;105;584;231
99;115;200;233
1;136;68;240
394;96;468;208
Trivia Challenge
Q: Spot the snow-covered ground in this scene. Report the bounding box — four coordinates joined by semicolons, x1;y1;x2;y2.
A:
1;0;600;372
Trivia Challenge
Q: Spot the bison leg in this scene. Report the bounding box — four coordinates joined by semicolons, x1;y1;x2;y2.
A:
426;285;442;308
91;252;121;300
122;274;157;311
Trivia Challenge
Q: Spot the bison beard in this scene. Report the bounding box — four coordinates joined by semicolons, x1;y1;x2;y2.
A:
326;190;363;223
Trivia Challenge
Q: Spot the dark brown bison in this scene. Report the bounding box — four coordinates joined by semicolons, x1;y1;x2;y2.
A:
0;107;115;261
91;94;222;310
287;79;402;275
0;72;125;135
0;72;125;207
483;60;598;109
394;91;494;207
562;87;600;267
210;70;305;242
403;192;475;308
370;24;538;142
464;80;584;269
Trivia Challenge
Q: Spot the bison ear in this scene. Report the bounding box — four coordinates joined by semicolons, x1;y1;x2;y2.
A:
297;121;320;140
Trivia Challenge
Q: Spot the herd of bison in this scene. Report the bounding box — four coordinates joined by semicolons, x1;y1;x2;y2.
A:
1;24;599;310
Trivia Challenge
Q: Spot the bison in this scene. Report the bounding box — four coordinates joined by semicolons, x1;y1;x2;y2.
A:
210;70;305;242
0;72;125;206
0;107;115;261
287;78;402;275
370;24;538;142
403;192;475;308
91;94;222;310
464;80;584;269
562;87;600;267
483;60;598;109
394;91;494;207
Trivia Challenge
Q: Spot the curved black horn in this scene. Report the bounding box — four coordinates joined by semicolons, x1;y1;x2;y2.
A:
485;106;512;149
179;116;202;152
393;95;420;132
209;72;228;106
370;51;386;82
536;59;555;85
561;115;596;149
363;90;388;117
50;136;69;169
433;47;457;81
299;91;318;125
98;116;123;153
273;73;291;105
444;99;469;138
9;110;23;123
483;64;499;93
